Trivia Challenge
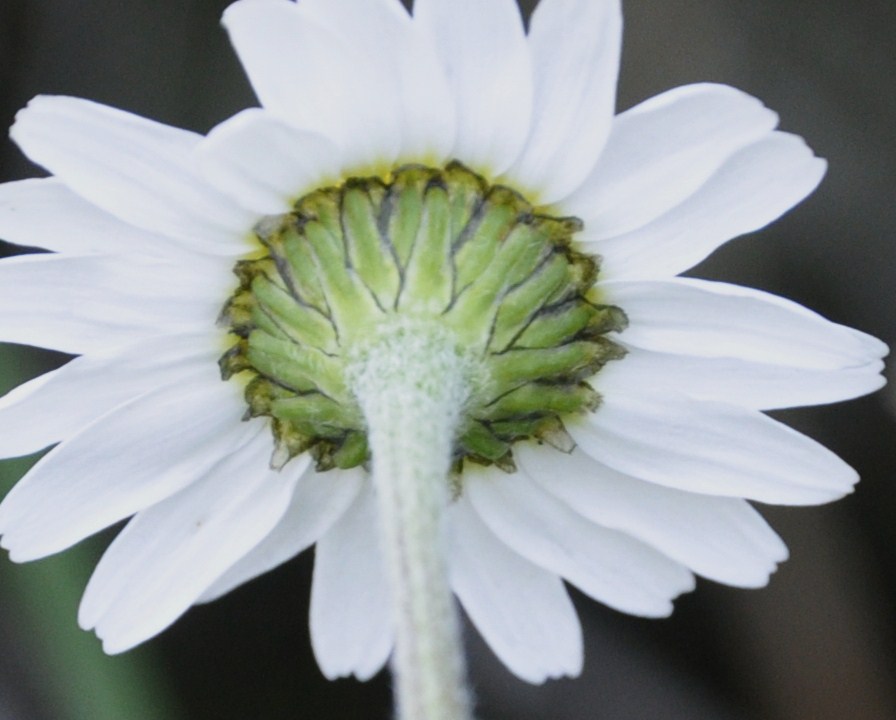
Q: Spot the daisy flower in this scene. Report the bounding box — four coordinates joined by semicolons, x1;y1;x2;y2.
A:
0;0;886;718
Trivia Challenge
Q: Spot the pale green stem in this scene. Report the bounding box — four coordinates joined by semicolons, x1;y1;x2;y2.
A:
350;323;474;720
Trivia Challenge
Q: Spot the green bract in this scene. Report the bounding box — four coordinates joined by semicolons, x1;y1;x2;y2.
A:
219;163;627;472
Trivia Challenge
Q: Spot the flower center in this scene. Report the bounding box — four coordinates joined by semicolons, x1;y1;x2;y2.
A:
219;162;626;473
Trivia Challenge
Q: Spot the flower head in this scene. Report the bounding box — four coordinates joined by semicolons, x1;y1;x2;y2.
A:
0;0;886;685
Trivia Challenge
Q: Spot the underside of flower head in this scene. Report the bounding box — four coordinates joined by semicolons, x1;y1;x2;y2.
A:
220;162;626;474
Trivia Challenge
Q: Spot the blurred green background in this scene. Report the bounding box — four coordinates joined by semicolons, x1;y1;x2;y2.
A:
1;1;894;718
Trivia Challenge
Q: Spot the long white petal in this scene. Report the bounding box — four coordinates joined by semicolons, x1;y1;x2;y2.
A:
197;109;342;215
0;333;221;458
602;277;888;370
572;390;859;505
0;253;232;354
516;444;788;587
562;83;778;237
413;0;533;175
601;345;886;411
504;0;621;202
10;96;252;253
223;0;402;168
589;133;826;279
199;465;364;603
0;369;252;560
81;428;298;653
310;481;392;681
0;179;195;258
465;466;694;617
299;0;456;163
448;494;582;683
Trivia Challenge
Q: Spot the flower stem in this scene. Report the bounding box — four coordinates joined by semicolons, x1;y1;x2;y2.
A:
350;323;474;720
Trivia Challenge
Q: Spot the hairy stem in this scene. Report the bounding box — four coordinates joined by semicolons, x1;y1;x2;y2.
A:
350;322;474;720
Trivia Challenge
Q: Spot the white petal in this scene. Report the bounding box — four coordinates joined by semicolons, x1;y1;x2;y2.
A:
562;83;778;237
572;390;859;505
0;333;221;458
197;109;342;215
0;179;193;258
465;466;694;617
0;253;232;354
504;0;622;202
516;444;788;587
81;428;299;653
0;368;251;560
199;465;364;603
223;0;402;168
10;96;252;253
602;345;886;411
602;278;888;370
299;0;456;163
589;133;827;279
447;494;582;683
414;0;533;175
310;481;392;681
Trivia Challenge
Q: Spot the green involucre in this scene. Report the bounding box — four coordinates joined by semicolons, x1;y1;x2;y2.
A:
219;162;626;472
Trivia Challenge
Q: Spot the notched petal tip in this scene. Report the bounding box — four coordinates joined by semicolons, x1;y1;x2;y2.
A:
99;633;138;656
9;94;62;151
850;328;890;362
4;544;46;564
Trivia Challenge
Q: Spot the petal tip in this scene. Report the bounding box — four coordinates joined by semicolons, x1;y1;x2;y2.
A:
99;635;132;656
77;606;100;633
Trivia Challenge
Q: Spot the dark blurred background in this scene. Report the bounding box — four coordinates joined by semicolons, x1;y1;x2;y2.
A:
0;1;894;718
